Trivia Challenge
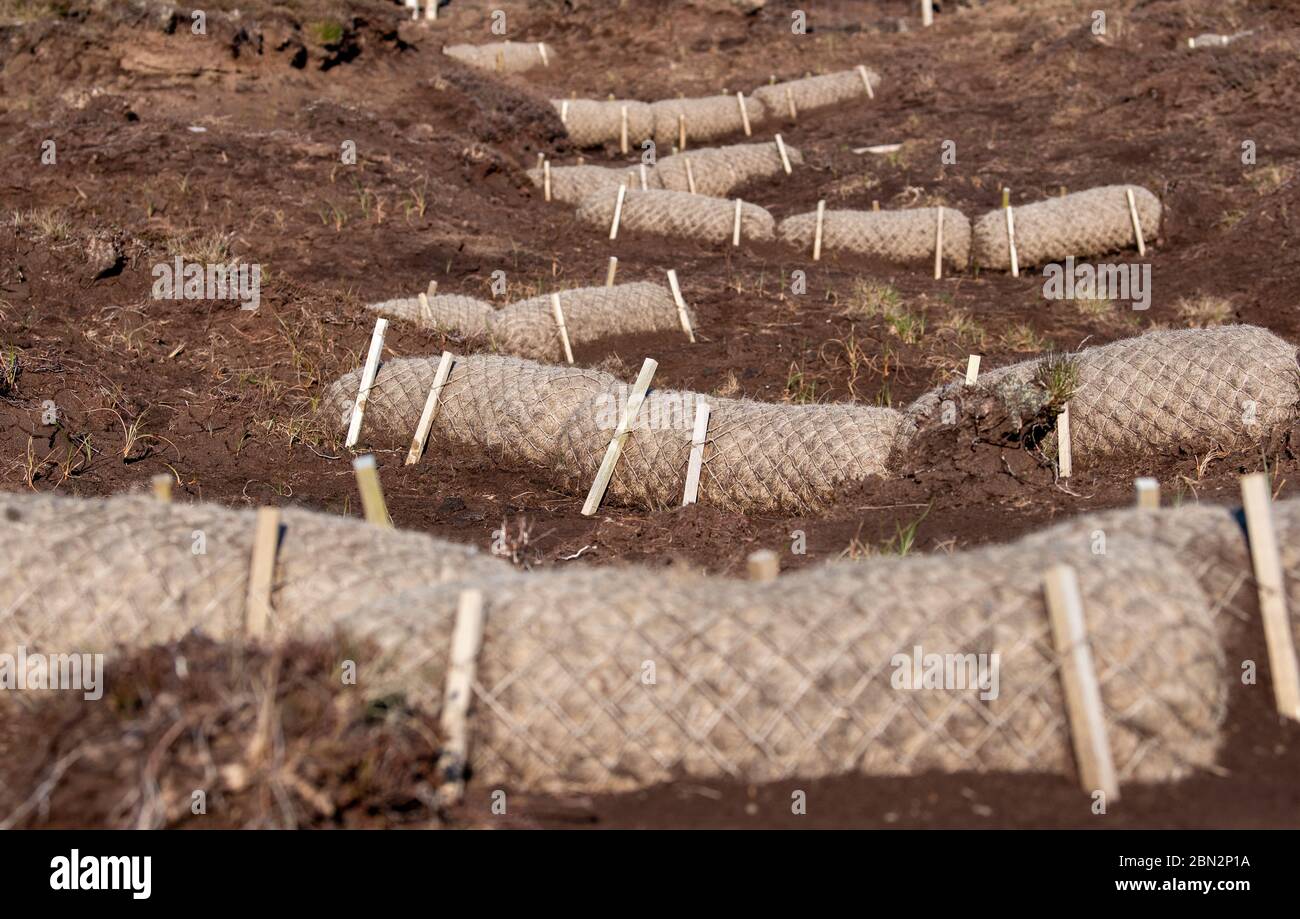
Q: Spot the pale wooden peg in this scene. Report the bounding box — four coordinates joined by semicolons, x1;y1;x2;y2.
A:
1004;190;1020;277
921;0;934;27
543;159;552;202
736;91;752;136
666;269;696;343
678;113;687;151
405;351;455;465
813;199;826;261
582;358;658;516
1240;473;1300;721
1135;477;1159;508
418;292;432;324
1057;403;1072;478
537;42;549;67
620;104;629;154
1043;564;1120;802
933;206;944;280
684;156;697;194
352;455;392;527
426;279;438;298
1125;186;1146;257
639;163;649;191
606;256;618;287
245;506;282;641
609;183;626;240
152;473;173;502
560;99;570;125
732;198;743;247
871;199;880;212
857;64;875;99
435;588;487;806
965;354;980;385
346;318;388;449
774;134;793;175
551;293;575;364
681;401;711;506
747;550;780;582
785;85;798;120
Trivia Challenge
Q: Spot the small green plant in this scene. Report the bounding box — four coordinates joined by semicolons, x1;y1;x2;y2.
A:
885;308;925;345
884;504;931;556
310;20;344;44
1034;352;1080;410
839;280;900;320
784;362;818;404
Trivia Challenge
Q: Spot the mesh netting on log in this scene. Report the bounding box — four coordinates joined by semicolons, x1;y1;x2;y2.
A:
778;207;971;268
649;95;768;147
323;353;903;513
575;188;776;243
525;163;657;205
654;141;805;197
365;294;495;337
551;99;654;148
906;325;1300;461
751;67;881;115
972;185;1162;270
492;283;694;362
12;492;1291;794
364;283;691;363
443;41;554;73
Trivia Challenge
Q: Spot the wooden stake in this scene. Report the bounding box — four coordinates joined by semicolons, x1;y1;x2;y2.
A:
681;401;711;506
1135;477;1159;508
785;85;798;120
551;293;575;364
1005;198;1020;277
666;269;696;343
609;183;626;240
426;0;437;20
965;354;980;385
639;163;648;191
245;506;281;641
352;455;392;527
872;199;880;212
620;104;629;154
1240;473;1300;721
417;292;432;324
736;91;752;136
1002;187;1011;209
1057;403;1072;478
678;113;687;151
732;198;743;247
405;351;455;465
152;473;173;502
813;199;826;261
1125;186;1146;257
537;42;549;67
560;99;570;125
856;64;875;99
436;587;487;806
933;206;944;280
427;279;438;298
921;0;934;27
774;134;793;175
543;159;552;202
747;550;780;582
346;318;388;449
684;156;697;194
495;49;504;73
1042;564;1120;802
606;256;618;287
581;358;657;516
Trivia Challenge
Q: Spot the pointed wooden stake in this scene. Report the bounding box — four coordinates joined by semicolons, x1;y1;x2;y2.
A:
405;351;455;465
933;206;944;279
1057;403;1072;478
1135;477;1159;508
543;159;552;201
352;455;392;527
857;65;875;99
684;156;697;194
666;269;696;343
813;199;826;261
774;134;793;175
785;85;798;120
736;91;752;136
682;401;711;506
610;183;626;240
1125;186;1146;257
606;256;618;287
678;113;687;151
732;198;743;247
1240;473;1300;721
346;318;388;449
620;104;629;154
582;359;657;516
965;354;980;385
551;293;575;364
152;473;173;502
747;550;780;582
436;587;487;807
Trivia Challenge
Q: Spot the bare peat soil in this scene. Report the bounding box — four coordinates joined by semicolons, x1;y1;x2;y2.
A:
3;0;1300;828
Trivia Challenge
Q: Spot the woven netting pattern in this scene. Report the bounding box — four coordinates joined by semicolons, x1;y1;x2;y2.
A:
526;163;657;204
551;99;654;148
655;141;805;197
778;207;972;268
906;325;1300;461
575;188;776;243
443;41;554;73
323;353;902;513
972;185;1162;270
752;67;881;115
648;95;768;147
10;493;1285;794
492;282;694;362
365;294;495;337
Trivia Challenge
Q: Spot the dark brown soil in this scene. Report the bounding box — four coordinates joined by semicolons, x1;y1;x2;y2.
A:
3;0;1300;828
